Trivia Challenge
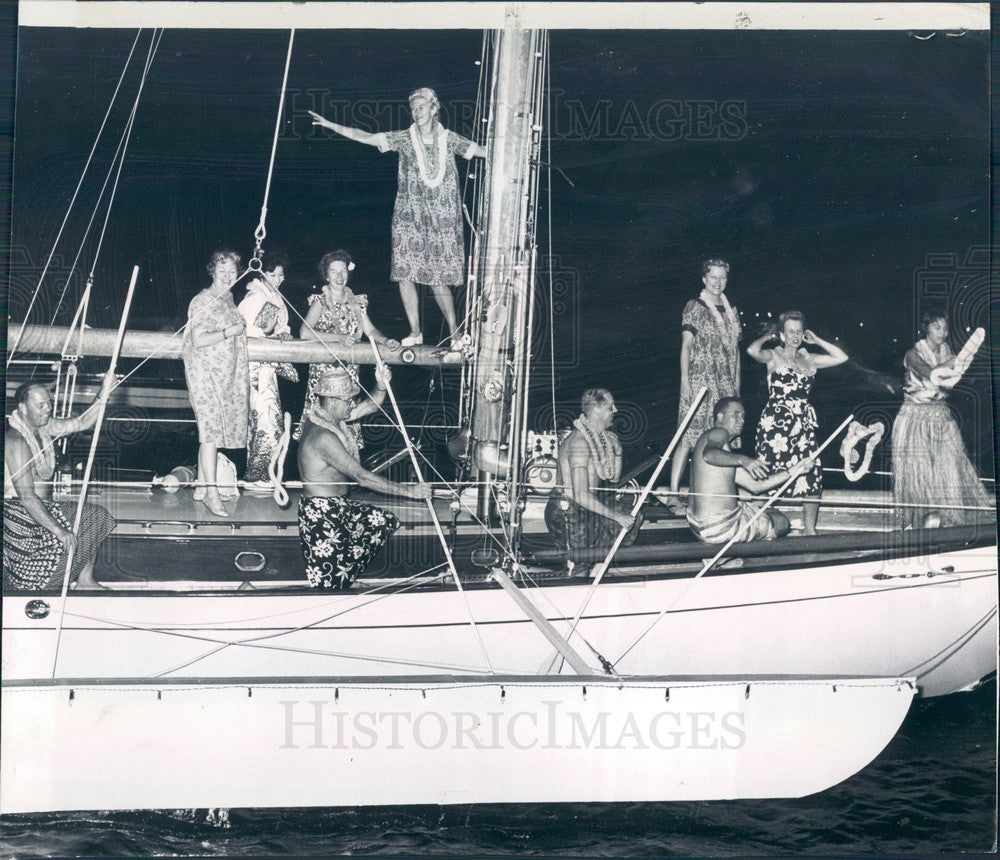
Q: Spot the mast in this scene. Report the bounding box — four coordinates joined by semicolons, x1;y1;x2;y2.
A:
469;26;546;522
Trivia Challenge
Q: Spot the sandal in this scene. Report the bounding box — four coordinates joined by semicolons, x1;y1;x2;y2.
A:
200;492;230;518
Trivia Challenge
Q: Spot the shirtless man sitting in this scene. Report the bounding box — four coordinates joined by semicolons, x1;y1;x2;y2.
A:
4;373;116;590
687;397;813;544
297;366;431;588
544;387;640;576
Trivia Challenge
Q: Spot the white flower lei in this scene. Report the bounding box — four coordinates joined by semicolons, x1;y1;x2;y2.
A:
305;409;360;462
409;123;449;189
698;288;741;347
573;414;622;482
8;411;56;480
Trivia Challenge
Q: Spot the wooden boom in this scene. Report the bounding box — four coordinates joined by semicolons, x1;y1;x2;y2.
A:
10;324;464;367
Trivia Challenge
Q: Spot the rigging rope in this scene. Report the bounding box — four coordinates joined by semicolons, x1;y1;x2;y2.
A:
268;411;292;507
544;38;558;435
612;413;857;670
7;29;144;368
71;568;508;679
371;340;496;674
47;29;162;335
50;266;141;680
250;29;295;268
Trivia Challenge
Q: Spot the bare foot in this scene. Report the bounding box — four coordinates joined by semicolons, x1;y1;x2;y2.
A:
75;577;109;590
665;497;687;516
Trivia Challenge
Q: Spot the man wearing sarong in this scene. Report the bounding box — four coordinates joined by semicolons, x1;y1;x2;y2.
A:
544;388;640;577
297;366;431;588
687;397;812;544
4;373;116;591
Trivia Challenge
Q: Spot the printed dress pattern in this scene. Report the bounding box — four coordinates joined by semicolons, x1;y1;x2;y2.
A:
303;291;367;449
755;366;822;497
377;128;475;287
3;500;114;591
239;284;293;481
678;298;741;447
245;361;283;482
182;289;249;448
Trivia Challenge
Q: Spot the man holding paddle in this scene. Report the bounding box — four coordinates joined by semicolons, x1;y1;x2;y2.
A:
297;366;432;588
687;397;813;544
544;388;641;577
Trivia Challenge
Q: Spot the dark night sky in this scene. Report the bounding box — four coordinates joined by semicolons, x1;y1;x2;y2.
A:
7;26;993;474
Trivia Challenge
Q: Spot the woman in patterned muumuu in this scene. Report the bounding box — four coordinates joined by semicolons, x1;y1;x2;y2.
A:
308;88;486;349
182;248;250;518
669;258;743;510
300;250;398;449
747;310;848;535
237;249;293;491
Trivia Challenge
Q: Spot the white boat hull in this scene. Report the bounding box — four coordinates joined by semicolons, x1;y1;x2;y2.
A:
0;675;915;812
4;544;995;697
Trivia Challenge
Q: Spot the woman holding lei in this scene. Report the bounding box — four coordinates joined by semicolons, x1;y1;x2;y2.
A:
891;311;992;528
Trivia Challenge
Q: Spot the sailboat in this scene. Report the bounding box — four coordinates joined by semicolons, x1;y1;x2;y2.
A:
2;25;994;812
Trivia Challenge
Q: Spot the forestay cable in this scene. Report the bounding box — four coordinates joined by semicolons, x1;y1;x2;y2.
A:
50;266;141;680
7;29;144;368
46;29;162;334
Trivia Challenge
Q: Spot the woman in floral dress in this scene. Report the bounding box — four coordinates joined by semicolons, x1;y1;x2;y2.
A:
238;250;293;490
308;88;485;349
182;249;249;517
746;310;847;535
669;258;743;509
299;250;397;447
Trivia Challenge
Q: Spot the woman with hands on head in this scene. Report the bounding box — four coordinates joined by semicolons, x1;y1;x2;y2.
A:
746;310;847;535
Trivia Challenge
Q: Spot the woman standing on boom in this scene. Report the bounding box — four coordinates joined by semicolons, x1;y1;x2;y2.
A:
309;88;485;350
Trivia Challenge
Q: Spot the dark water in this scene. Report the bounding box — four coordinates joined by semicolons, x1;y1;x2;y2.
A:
1;682;994;856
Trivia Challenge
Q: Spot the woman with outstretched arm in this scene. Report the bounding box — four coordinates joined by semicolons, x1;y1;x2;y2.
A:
309;88;486;350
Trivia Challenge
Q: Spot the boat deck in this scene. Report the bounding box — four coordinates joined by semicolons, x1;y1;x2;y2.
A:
81;484;904;533
38;483;993;592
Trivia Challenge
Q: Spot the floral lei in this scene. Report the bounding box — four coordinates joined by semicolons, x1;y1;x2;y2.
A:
409;123;448;189
573;414;622;482
305;409;360;462
8;411;56;482
698;288;741;347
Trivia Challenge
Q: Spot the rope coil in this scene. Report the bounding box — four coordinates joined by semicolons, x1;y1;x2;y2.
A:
269;412;292;507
